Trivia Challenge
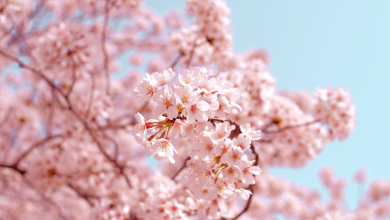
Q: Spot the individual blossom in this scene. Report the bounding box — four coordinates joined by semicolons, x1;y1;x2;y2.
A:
152;86;178;119
208;181;232;200
191;67;213;82
241;160;262;184
219;87;242;111
175;85;197;106
196;134;215;159
240;123;262;140
198;77;218;94
203;94;219;118
134;73;156;98
134;112;147;141
232;187;252;200
182;99;211;124
178;69;198;87
210;121;235;141
222;165;240;184
164;199;185;218
151;138;178;163
214;138;233;156
221;145;245;167
233;134;251;151
151;68;176;89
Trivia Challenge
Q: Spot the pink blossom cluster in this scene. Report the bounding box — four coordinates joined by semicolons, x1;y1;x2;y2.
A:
186;0;232;52
0;0;387;219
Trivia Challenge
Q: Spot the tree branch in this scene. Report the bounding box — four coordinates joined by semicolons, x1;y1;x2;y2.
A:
67;183;98;207
101;0;111;95
171;156;190;181
13;134;64;166
0;48;133;189
263;119;320;134
0;163;26;175
231;186;254;220
170;51;184;69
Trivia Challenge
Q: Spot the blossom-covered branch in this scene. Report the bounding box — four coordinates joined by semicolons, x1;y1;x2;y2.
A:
0;0;381;220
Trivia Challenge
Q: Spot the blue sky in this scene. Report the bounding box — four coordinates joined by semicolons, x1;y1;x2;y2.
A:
143;0;390;209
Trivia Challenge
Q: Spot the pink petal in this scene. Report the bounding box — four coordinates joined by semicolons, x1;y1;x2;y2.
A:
167;106;178;120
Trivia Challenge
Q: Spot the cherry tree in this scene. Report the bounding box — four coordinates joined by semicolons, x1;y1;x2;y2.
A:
0;0;388;219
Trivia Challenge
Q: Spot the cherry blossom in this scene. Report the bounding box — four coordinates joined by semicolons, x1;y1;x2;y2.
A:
0;0;385;220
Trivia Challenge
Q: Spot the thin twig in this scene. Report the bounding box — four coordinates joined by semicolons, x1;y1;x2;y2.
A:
250;143;259;167
169;51;184;69
263;119;320;134
0;163;26;175
101;0;111;95
65;57;78;98
171;157;190;181
0;163;70;220
85;72;96;119
13;134;64;166
186;37;199;68
231;186;254;220
0;49;66;99
129;98;151;125
67;183;98;207
0;49;133;188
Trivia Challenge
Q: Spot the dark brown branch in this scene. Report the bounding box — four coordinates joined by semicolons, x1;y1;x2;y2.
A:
67;183;98;207
0;163;26;175
231;186;254;220
119;167;132;188
171;157;190;181
13;134;64;166
67;106;133;187
100;131;120;162
251;144;259;167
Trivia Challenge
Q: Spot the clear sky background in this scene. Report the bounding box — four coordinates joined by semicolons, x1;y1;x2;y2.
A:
143;0;390;210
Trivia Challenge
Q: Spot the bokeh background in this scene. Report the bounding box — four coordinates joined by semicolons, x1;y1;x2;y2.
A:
141;0;390;211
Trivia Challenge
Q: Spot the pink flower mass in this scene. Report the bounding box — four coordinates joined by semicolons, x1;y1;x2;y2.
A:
0;0;387;220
